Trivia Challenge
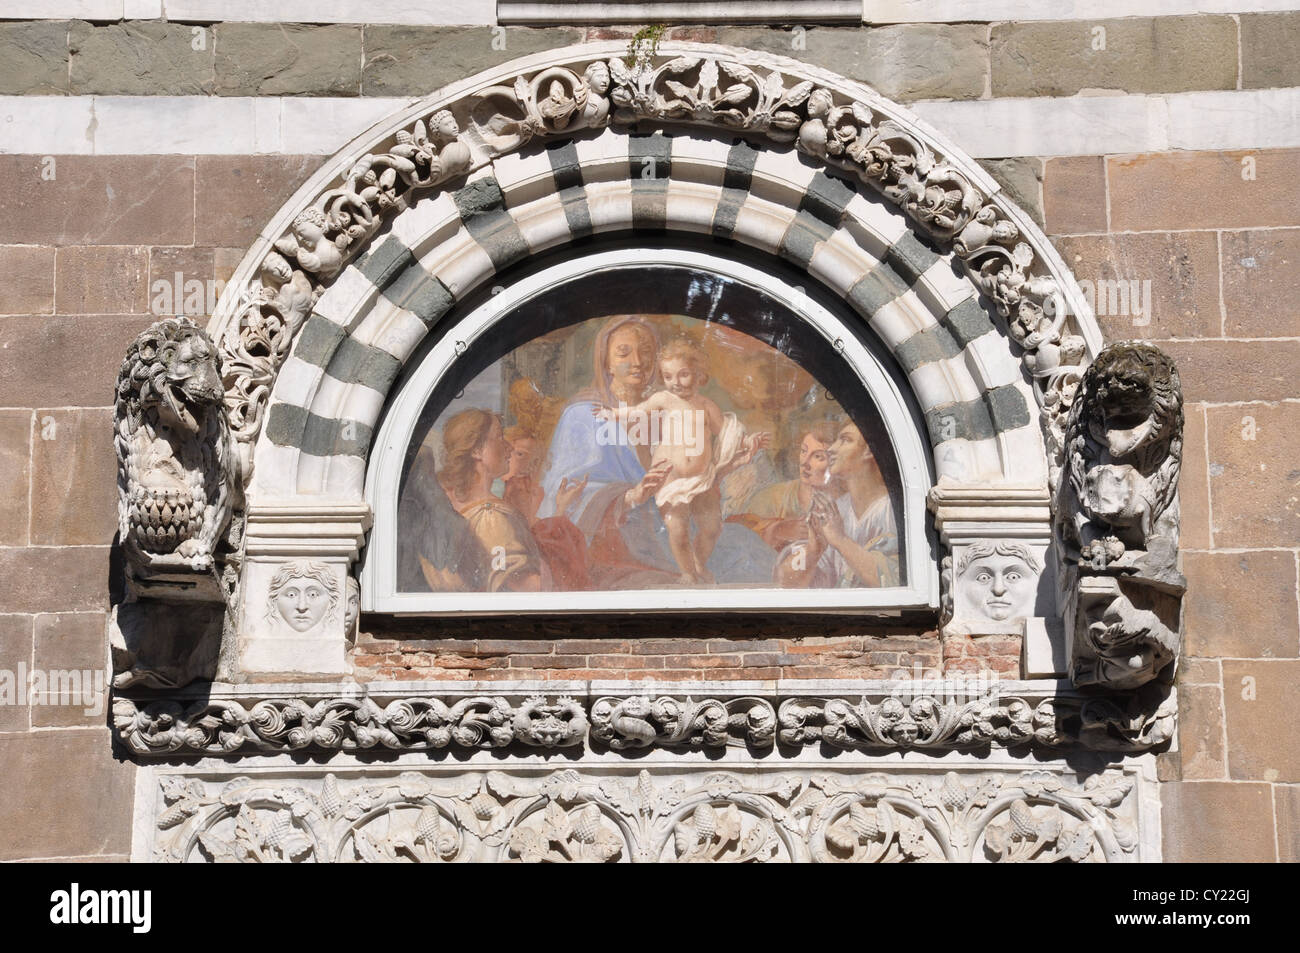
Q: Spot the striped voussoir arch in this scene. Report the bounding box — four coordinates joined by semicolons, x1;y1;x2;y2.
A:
252;125;1045;501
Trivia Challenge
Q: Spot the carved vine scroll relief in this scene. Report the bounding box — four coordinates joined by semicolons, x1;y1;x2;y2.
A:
113;684;1176;756
146;766;1150;863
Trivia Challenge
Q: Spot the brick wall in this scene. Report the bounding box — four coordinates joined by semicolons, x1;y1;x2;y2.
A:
354;628;943;681
0;12;1296;861
0;154;320;862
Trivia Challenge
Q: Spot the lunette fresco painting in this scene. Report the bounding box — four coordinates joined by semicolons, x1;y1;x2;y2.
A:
395;267;903;596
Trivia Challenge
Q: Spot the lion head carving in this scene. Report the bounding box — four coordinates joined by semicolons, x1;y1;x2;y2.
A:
117;318;225;438
1062;342;1183;566
1057;342;1186;692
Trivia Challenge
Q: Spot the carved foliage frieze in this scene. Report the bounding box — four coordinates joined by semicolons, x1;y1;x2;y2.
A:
112;685;1175;756
219;113;471;460
150;767;1144;863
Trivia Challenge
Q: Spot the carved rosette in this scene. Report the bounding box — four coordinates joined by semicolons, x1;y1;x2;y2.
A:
150;767;1146;863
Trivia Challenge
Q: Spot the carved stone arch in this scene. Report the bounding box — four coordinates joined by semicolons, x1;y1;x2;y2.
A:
107;40;1184;700
255;137;1044;500
211;41;1100;505
191;41;1112;671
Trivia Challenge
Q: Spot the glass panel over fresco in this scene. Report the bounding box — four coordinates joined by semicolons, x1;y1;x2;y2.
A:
396;266;905;595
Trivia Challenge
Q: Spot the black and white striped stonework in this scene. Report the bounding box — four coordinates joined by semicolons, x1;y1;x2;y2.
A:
255;126;1041;500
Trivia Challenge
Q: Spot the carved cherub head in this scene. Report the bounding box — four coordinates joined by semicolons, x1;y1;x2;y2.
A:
584;61;610;95
260;250;294;286
428;109;459;142
291;207;329;245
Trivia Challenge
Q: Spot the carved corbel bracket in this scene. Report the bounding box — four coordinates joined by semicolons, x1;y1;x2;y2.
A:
112;318;240;689
1055;342;1186;691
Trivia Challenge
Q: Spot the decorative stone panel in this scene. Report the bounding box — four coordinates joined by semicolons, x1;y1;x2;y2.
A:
133;748;1161;862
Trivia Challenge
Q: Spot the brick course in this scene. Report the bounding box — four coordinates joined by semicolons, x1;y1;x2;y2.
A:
352;629;944;682
0;17;1264;104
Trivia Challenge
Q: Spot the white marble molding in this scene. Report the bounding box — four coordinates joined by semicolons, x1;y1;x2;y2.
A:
132;746;1164;862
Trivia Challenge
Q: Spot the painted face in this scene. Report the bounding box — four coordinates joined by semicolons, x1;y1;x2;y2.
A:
827;423;871;477
276;577;331;632
607;325;655;394
964;556;1036;621
660;357;700;398
506;436;539;479
798;433;830;486
475;417;511;482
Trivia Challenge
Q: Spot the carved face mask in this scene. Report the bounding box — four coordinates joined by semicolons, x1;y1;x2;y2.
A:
960;556;1036;622
344;579;360;636
276;578;332;632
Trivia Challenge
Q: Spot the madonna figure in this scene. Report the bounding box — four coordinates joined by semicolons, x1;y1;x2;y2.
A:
537;315;775;589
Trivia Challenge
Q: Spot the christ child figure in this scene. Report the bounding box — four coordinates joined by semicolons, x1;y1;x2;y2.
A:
596;337;769;583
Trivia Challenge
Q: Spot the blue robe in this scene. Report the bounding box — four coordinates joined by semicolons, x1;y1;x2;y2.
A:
538;400;776;586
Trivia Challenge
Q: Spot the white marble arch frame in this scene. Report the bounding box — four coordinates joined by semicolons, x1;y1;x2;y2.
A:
246;119;1052;505
216;41;1100;504
364;246;938;614
194;40;1119;671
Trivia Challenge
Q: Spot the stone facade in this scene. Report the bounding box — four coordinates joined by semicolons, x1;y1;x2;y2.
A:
0;7;1296;863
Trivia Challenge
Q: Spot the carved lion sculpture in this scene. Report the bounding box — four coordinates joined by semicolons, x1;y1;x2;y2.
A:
1061;342;1183;574
115;318;234;579
1058;342;1185;691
